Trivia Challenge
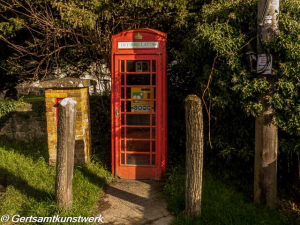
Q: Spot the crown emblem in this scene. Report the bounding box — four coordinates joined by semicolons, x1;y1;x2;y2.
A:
134;33;143;40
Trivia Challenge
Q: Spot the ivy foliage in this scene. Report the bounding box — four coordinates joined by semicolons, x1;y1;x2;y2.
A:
167;0;300;177
171;0;300;139
269;0;300;135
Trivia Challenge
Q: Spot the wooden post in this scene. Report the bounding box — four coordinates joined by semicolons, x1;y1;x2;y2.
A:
254;0;279;208
55;98;77;210
185;94;204;217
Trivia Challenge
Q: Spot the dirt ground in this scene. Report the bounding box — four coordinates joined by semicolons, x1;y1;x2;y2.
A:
96;179;173;225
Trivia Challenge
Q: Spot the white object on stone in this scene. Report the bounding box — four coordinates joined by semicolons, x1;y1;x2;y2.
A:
59;98;77;107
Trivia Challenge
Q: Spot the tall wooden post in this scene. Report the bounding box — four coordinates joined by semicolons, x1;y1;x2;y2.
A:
185;95;204;217
55;98;77;210
254;0;279;208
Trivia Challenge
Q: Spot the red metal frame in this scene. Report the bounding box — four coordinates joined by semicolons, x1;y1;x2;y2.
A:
111;29;167;180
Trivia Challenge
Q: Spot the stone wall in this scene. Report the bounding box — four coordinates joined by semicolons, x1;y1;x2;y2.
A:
0;103;47;142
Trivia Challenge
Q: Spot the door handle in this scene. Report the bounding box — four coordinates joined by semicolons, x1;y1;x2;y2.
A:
116;109;119;116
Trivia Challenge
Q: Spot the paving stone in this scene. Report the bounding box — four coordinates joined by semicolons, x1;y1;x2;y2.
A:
97;179;173;225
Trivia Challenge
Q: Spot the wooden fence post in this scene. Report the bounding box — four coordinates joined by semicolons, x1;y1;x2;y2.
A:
55;98;77;210
185;94;204;218
254;0;279;209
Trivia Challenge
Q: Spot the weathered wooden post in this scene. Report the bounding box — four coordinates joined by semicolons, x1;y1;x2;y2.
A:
254;0;279;209
185;94;204;217
55;98;77;210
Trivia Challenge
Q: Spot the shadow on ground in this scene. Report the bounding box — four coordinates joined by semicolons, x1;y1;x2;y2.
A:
96;179;173;225
0;136;48;162
0;166;54;202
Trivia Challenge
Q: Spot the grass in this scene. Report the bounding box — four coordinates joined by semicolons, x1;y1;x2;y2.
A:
0;137;112;224
164;167;296;225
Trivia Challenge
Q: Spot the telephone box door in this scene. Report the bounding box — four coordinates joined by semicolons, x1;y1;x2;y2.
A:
113;55;162;179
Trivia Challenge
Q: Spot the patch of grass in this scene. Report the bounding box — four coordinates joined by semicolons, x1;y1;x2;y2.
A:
0;137;112;224
164;167;296;225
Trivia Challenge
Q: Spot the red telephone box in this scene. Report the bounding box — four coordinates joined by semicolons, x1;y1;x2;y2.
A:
111;29;167;180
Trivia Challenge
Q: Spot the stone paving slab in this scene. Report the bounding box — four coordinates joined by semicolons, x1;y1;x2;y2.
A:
96;179;173;225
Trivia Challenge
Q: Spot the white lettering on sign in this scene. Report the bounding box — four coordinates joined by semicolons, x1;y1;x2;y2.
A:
118;42;159;49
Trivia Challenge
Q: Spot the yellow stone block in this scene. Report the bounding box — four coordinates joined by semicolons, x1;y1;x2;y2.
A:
45;98;55;103
76;121;84;125
76;131;84;136
47;117;56;122
46;103;55;107
48;135;57;141
76;124;83;130
46;107;55;112
47;122;56;127
46;112;55;117
48;149;57;154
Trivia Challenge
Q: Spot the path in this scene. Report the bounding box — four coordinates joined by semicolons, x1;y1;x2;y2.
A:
97;179;173;225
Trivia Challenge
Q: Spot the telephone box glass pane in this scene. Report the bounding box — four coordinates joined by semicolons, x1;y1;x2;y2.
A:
152;115;156;125
121;153;125;164
152;74;156;85
121;60;125;72
126;127;150;139
121;101;125;112
152;60;156;72
121;88;124;99
127;141;150;152
121;140;124;151
127;74;150;85
153;101;156;113
152;128;156;139
126;154;150;165
152;154;156;165
126;114;150;125
121;128;124;138
121;74;124;85
126;101;131;112
127;60;150;72
121;114;125;125
152;141;155;152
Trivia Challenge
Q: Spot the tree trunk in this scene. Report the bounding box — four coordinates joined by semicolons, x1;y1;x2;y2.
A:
185;94;204;218
55;98;77;210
